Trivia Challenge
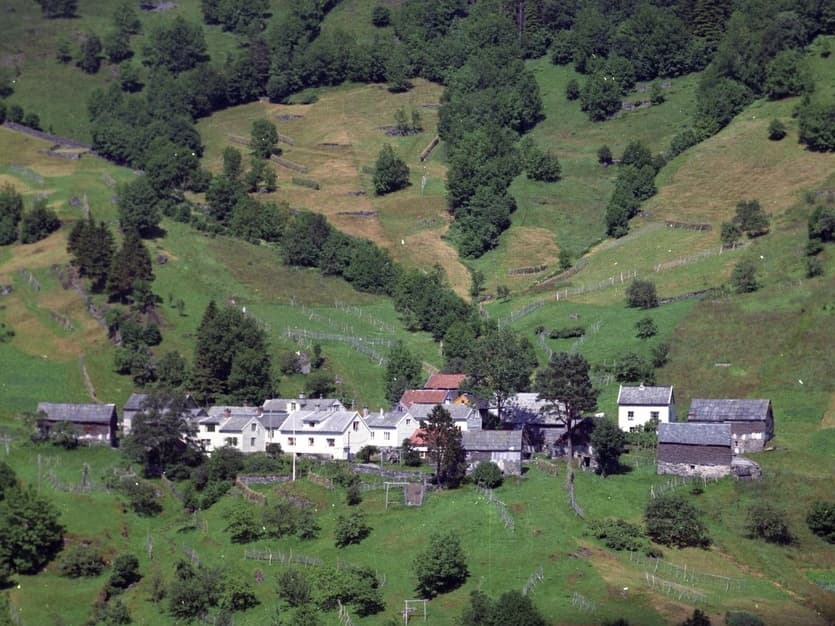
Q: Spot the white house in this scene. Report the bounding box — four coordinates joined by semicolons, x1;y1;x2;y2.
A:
197;406;266;454
278;405;370;460
365;409;419;448
617;384;676;432
261;396;346;450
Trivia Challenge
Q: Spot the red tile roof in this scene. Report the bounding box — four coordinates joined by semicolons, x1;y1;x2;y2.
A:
424;373;468;390
399;389;450;407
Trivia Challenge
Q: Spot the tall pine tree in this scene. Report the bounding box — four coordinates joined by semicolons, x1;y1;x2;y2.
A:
67;217;115;292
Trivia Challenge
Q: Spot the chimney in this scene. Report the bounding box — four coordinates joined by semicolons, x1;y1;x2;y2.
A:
299;393;306;400
362;407;368;418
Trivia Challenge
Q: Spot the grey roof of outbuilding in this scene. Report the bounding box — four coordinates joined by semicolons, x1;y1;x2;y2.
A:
124;393;149;411
496;393;566;425
207;406;262;418
658;422;731;446
688;399;771;422
37;402;116;424
462;430;523;451
617;385;674;406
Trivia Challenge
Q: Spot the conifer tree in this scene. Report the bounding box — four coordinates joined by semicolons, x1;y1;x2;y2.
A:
107;230;153;302
67;217;115;292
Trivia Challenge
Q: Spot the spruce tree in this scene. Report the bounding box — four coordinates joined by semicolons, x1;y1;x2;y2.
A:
107;230;153;302
67;217;115;292
189;300;224;403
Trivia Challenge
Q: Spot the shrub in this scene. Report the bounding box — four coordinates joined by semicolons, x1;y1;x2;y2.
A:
720;221;742;246
59;544;105;578
277;567;312;607
806;501;835;542
414;531;468;598
634;317;657;339
371;5;390;27
334;511;371;547
598;145;613;165
291;177;320;190
644;493;710;548
219;572;259;611
472;461;503;488
526;149;561;182
22;113;41;131
746;504;793;544
731;258;759;294
109;554;141;591
614;352;655;384
565;79;580;101
356;445;378;463
119;477;162;516
681;609;712;626
768;119;786;141
733;199;769;237
591;519;644;551
346;482;362;506
199;480;231;509
372;145;409;195
549;326;585;339
725;611;765;626
625;279;658;309
805;256;824;278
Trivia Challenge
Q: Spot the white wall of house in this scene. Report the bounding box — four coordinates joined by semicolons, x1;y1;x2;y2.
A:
282;415;372;460
198;417;266;454
617;403;675;432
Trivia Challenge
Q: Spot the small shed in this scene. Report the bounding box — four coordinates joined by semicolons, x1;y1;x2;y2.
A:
657;422;732;478
687;399;774;453
36;402;118;446
462;430;523;475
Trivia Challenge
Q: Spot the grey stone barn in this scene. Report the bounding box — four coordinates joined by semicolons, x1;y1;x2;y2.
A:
657;422;732;479
36;402;118;446
688;399;774;453
462;430;523;475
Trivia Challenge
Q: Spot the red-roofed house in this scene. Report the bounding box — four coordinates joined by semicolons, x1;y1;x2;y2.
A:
424;373;468;391
408;428;429;458
398;388;455;409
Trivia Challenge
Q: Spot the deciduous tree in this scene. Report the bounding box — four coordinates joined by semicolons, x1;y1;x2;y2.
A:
420;405;465;488
413;531;468;598
384;340;422;405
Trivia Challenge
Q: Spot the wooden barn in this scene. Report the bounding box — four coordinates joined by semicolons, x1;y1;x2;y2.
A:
688;399;774;453
36;402;118;446
657;422;732;478
462;430;523;475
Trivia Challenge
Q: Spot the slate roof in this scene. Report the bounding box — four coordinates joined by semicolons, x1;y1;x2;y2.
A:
219;415;259;433
462;430;523;451
424;373;468;390
262;397;344;413
37;403;116;424
259;413;287;429
617;384;674;406
406;403;474;422
278;409;362;435
688;399;771;422
495;393;566;425
399;389;451;407
208;406;262;418
366;410;407;429
658;422;731;446
124;393;202;416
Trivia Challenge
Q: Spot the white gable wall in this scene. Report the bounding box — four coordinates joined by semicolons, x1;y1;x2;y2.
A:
617;403;675;432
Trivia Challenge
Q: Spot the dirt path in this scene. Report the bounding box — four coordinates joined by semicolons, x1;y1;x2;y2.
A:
79;356;98;402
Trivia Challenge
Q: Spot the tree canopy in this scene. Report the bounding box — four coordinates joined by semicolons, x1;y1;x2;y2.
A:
419;405;465;488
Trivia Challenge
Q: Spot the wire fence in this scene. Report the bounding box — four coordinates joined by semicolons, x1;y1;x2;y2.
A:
332;300;400;334
478;487;514;531
284;328;389;365
627;551;747;592
243;548;323;567
522;566;544;596
570;592;596;613
643;572;709;604
499;300;545;326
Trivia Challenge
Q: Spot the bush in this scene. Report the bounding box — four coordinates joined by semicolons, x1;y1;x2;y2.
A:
356;445;378;463
806;501;835;542
334;511;371;547
526;149;561;182
371;5;390;27
549;326;585;339
805;256;824;278
414;531;468;598
746;504;793;544
471;461;503;488
591;519;644;552
731;258;759;294
372;145;409;195
625;279;658;309
634;317;657;339
644;493;710;548
199;480;231;509
109;554;141;591
277;567;312;607
725;611;765;626
346;482;362;506
565;79;580;101
119;477;162;516
22;113;41;130
614;352;655;385
59;544;104;578
768;118;786;141
733;199;769;237
597;145;613;165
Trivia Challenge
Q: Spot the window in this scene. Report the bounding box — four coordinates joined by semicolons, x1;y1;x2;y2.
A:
308;437;314;447
225;437;238;447
206;424;215;432
288;437;295;447
327;438;335;447
384;432;391;441
627;411;634;420
251;423;257;432
405;418;411;425
650;411;659;419
250;437;256;447
370;431;375;439
353;421;359;432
